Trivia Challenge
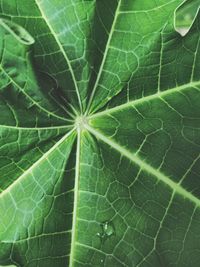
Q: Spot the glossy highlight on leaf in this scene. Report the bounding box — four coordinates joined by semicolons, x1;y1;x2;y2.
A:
0;1;200;267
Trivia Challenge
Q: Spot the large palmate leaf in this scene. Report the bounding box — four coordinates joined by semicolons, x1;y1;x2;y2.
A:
0;0;200;266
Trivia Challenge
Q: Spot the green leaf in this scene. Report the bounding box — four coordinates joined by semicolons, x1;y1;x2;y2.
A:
175;0;199;36
0;18;34;45
0;1;200;267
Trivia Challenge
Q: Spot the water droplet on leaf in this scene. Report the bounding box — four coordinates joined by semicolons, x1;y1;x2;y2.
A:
103;221;115;236
97;221;115;244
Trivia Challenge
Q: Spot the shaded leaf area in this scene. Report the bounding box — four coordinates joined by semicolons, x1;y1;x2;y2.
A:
0;24;73;127
0;1;200;267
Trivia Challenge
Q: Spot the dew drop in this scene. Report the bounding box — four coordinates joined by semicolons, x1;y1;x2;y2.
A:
103;221;115;236
97;221;115;244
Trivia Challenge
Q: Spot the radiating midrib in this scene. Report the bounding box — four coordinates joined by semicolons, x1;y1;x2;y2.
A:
69;127;81;267
85;124;200;208
35;0;83;113
85;0;122;115
0;128;75;198
0;124;73;131
89;80;200;118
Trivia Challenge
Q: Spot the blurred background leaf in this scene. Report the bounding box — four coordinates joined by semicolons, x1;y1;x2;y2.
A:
175;0;199;35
